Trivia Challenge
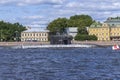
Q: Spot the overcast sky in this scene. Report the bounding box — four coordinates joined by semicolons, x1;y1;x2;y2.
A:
0;0;120;28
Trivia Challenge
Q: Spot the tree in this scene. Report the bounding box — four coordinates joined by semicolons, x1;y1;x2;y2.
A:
47;18;68;34
0;21;26;41
75;34;97;41
47;14;94;34
47;14;95;41
69;14;93;34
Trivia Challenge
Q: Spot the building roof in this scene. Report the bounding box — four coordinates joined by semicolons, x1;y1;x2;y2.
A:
106;17;120;21
104;17;120;26
23;28;49;32
90;22;102;27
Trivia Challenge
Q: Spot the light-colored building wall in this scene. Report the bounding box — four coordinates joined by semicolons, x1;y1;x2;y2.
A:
88;22;120;41
88;27;110;41
21;28;49;42
66;27;78;40
110;27;120;36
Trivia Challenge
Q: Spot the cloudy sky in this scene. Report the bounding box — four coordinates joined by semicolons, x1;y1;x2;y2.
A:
0;0;120;28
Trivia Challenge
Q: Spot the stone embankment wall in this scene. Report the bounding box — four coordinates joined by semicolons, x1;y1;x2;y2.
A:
0;42;50;46
72;41;120;46
0;41;119;46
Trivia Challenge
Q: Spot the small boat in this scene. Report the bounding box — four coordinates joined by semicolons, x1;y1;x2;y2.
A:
112;45;120;50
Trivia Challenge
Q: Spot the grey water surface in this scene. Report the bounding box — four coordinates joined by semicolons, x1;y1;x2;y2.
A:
0;47;120;80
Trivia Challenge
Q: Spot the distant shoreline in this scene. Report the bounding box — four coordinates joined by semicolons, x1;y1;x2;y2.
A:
0;41;119;47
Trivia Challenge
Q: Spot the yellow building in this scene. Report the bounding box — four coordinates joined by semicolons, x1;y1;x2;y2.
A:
21;28;49;42
110;27;120;41
88;22;120;41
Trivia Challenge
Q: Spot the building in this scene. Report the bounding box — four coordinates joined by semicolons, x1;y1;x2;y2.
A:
109;26;120;41
21;27;49;42
66;27;78;40
104;17;120;26
88;20;120;41
104;17;120;40
88;22;110;41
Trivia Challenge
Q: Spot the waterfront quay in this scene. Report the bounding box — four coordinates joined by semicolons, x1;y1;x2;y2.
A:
0;41;119;47
0;42;50;47
72;41;120;46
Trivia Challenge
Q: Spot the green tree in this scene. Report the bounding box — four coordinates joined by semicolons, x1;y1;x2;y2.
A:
69;14;93;34
47;14;93;34
47;18;68;34
0;21;26;41
75;34;97;41
47;14;96;41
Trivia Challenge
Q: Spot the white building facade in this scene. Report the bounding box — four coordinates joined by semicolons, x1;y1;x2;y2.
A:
66;27;78;40
21;28;49;42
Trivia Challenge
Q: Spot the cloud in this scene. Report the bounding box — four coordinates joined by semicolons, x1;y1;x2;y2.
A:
64;0;120;11
17;15;50;27
32;21;49;25
66;2;83;8
25;24;41;27
0;0;16;4
22;15;44;20
25;24;47;28
1;0;120;28
0;0;66;6
58;0;120;21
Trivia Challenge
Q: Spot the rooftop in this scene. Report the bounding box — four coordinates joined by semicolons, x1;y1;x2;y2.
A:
107;17;120;20
105;17;120;23
104;17;120;26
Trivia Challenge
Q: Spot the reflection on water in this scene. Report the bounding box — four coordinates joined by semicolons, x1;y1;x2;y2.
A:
0;47;120;80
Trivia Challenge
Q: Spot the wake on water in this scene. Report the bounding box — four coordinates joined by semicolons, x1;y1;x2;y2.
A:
10;44;96;49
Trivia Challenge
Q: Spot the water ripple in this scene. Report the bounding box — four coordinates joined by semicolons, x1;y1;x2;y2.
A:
0;47;120;80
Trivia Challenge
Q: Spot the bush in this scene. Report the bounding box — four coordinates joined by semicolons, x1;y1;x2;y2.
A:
75;34;97;41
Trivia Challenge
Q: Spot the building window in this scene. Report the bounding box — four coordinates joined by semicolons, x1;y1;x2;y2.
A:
102;38;104;41
114;33;116;35
33;33;35;36
41;38;43;41
42;33;44;36
30;33;32;36
39;33;41;36
22;34;24;36
36;34;38;36
112;24;114;26
44;33;46;36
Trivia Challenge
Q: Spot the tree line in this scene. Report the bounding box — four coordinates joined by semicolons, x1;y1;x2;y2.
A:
47;14;97;41
0;21;26;41
0;14;97;42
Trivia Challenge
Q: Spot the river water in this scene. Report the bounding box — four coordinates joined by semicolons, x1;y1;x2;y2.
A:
0;47;120;80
